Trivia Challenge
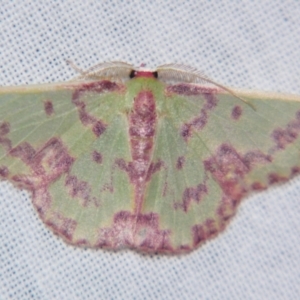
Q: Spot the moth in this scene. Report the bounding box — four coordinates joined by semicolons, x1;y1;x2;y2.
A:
1;61;299;254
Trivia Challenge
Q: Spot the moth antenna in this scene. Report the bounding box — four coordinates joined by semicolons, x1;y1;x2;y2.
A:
66;59;87;76
157;63;256;111
66;60;134;81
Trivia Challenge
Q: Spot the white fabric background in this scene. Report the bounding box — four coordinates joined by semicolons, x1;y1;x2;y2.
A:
1;1;300;299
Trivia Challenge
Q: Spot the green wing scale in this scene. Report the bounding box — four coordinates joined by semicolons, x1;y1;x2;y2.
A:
1;63;300;254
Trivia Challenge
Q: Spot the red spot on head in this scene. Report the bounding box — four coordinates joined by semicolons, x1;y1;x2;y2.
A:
134;71;156;78
44;100;54;116
0;122;10;136
231;105;242;120
92;150;102;164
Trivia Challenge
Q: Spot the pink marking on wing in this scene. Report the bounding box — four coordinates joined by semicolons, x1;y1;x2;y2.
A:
32;187;52;216
166;83;219;96
0;166;9;178
78;109;94;126
44;100;54;116
181;93;218;141
0;137;11;152
243;150;272;166
291;166;300;176
176;156;185;170
72;81;120;102
204;144;271;200
115;158;128;171
231;105;242;120
9;138;74;190
65;175;89;201
0;122;11;152
192;224;206;246
74;239;90;247
35;138;74;174
251;182;267;191
201;141;299;250
101;183;114;193
268;173;289;184
46;212;77;242
76;105;106;137
192;194;243;248
92;150;102;164
72;80;121;137
192;218;219;247
217;195;240;222
96;211;173;253
10;142;36;165
65;174;99;207
271;110;300;150
0;121;10;136
174;182;208;212
93;121;106;137
146;161;163;181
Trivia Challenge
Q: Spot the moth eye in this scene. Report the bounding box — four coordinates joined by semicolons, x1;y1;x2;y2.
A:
129;70;135;79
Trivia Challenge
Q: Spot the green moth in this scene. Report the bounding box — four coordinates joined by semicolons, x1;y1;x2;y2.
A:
0;61;299;254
